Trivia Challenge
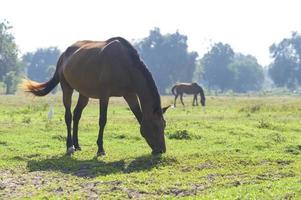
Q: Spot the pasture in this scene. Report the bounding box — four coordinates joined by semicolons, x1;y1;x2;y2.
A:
0;94;300;199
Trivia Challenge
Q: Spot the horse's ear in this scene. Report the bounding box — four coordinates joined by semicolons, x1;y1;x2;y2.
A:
162;105;171;114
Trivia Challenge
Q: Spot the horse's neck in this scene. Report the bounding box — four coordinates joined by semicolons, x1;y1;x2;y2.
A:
132;70;157;117
136;84;156;117
199;89;205;99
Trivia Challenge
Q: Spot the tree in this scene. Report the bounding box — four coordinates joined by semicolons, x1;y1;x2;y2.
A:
3;71;18;94
23;47;61;82
0;20;20;94
229;54;264;92
135;28;198;93
202;42;234;91
269;32;301;89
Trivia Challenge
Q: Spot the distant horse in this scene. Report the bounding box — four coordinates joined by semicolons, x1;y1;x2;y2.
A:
23;37;170;156
171;83;205;107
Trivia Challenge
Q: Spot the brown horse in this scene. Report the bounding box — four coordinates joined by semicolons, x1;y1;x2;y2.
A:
171;83;205;107
23;37;170;156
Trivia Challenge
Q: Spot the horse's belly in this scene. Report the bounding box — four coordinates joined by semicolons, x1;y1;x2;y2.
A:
63;67;132;98
65;76;102;98
184;92;195;95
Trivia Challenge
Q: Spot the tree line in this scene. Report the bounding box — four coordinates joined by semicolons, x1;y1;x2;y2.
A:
0;20;300;94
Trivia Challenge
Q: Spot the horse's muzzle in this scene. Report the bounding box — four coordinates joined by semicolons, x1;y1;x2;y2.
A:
152;149;166;155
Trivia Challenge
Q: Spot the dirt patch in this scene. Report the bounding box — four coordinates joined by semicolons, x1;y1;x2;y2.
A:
108;185;151;199
276;160;294;166
196;161;218;170
0;170;107;199
223;179;260;188
256;171;295;181
79;181;102;199
161;184;208;197
0;170;49;199
285;145;301;155
123;188;150;199
74;163;94;178
203;172;249;184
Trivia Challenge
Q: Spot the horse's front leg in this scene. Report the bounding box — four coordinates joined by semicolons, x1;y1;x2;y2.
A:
174;94;179;107
96;97;109;156
194;94;198;106
180;94;185;106
124;93;142;124
192;95;195;106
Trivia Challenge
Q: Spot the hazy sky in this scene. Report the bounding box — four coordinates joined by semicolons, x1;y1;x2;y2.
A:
1;0;301;66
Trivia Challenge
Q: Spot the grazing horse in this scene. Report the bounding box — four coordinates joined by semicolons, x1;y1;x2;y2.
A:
23;37;170;156
171;83;205;107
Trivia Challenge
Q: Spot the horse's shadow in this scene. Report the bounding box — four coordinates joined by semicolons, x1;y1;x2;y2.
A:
27;154;173;178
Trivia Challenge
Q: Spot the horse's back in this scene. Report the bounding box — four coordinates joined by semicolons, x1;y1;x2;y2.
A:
61;40;133;98
175;83;201;94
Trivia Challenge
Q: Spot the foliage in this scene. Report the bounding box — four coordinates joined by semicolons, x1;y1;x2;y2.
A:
3;71;18;94
200;44;264;93
0;95;301;199
229;54;264;92
269;32;301;89
23;47;61;82
0;20;21;94
201;42;235;91
135;28;198;93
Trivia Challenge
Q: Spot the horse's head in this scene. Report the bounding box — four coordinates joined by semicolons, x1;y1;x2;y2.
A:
140;106;170;155
201;96;206;106
200;88;206;106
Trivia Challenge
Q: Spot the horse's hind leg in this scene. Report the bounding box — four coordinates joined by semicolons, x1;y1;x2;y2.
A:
97;97;109;157
73;94;89;151
61;82;74;155
180;94;185;106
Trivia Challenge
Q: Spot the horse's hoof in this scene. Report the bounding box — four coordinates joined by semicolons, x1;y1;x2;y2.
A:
97;151;106;157
66;147;75;155
74;146;81;151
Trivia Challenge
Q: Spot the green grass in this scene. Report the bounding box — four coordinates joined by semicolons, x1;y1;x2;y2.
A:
0;94;301;199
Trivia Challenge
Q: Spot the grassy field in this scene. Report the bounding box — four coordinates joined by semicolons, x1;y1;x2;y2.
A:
0;94;300;199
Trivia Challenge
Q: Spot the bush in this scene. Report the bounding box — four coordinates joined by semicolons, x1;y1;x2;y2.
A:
167;130;191;140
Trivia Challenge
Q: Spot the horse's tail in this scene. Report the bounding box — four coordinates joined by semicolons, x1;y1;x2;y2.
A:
22;55;62;96
171;85;177;95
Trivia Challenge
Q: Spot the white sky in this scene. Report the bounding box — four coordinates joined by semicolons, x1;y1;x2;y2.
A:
1;0;301;66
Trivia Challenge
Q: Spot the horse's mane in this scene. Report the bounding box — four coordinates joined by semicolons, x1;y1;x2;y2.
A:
106;37;162;114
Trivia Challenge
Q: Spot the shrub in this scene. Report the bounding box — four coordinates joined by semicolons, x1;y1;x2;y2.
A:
167;130;191;140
